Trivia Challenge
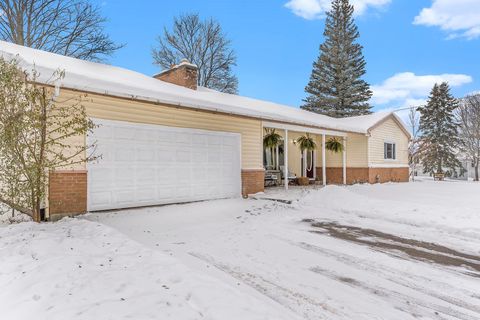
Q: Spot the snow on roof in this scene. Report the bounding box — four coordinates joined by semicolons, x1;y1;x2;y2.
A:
0;41;405;135
334;111;411;137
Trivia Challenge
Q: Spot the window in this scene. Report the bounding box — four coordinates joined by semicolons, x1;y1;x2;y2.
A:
384;142;396;160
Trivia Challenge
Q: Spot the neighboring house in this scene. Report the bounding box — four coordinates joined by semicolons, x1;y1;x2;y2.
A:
0;41;411;220
452;154;476;181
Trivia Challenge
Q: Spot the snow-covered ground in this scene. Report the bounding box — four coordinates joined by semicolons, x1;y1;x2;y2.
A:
1;179;480;319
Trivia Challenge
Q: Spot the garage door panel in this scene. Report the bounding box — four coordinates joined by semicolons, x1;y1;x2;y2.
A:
175;132;193;144
192;184;210;197
176;150;191;163
192;134;208;145
208;135;222;145
87;119;241;211
91;123;113;140
157;148;176;162
93;145;113;162
157;168;176;181
135;147;156;162
114;147;135;162
193;150;208;163
90;191;112;207
176;168;192;182
193;167;207;180
208;151;221;163
155;131;175;142
175;186;191;198
136;188;156;202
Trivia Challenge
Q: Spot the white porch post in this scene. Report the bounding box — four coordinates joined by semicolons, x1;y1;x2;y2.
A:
342;137;347;185
322;134;326;186
275;146;279;170
302;150;307;177
284;129;288;190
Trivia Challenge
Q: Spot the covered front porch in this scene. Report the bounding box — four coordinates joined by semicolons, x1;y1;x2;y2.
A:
262;121;348;190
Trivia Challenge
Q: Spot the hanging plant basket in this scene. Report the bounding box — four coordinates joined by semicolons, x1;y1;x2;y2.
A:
263;128;282;149
263;128;282;170
297;133;317;152
325;137;344;153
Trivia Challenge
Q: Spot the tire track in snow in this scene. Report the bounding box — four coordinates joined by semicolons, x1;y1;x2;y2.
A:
282;238;480;319
309;266;478;320
307;220;480;274
335;208;480;253
188;251;344;320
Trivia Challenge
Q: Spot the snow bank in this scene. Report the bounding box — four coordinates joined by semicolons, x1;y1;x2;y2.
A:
300;182;480;255
0;218;297;320
0;204;31;224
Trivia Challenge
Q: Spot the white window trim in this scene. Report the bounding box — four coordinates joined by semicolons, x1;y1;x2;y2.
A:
384;141;396;161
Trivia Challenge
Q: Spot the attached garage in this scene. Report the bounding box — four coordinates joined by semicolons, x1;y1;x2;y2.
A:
87;119;241;211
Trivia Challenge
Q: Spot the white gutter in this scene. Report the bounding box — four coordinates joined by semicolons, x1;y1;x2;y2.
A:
262;121;348;137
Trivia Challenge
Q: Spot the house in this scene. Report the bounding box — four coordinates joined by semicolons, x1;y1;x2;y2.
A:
0;41;411;220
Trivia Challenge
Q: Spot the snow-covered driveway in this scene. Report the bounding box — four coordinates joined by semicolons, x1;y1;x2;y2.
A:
89;179;480;320
2;179;480;319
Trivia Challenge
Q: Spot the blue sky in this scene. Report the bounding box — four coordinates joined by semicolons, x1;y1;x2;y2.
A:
97;0;480;114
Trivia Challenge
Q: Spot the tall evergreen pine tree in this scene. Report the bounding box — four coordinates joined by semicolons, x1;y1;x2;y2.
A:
419;82;462;175
302;0;372;118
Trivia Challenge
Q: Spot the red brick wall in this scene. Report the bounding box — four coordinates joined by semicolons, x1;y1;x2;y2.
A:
316;167;408;184
49;170;87;218
241;169;265;196
316;167;370;184
368;167;409;183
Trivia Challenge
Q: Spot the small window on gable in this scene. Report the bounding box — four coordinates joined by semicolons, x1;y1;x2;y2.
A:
384;142;396;160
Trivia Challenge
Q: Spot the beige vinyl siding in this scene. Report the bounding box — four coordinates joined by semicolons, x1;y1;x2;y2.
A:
316;133;368;168
368;117;409;166
58;89;263;170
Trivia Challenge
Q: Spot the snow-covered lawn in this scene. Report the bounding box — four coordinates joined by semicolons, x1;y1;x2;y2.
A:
1;179;480;319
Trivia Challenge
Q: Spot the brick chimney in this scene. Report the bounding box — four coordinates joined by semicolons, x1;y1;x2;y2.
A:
154;59;198;90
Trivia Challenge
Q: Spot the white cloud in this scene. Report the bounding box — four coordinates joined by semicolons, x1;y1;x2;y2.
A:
414;0;480;40
371;72;473;107
284;0;390;20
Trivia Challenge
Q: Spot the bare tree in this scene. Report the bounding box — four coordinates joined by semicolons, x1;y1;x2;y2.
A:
0;57;98;221
456;94;480;181
407;107;421;181
0;0;121;62
152;13;238;94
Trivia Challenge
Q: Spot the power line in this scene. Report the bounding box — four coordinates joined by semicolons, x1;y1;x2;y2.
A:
391;105;425;113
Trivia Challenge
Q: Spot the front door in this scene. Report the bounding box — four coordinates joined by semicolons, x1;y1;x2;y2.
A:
307;150;315;178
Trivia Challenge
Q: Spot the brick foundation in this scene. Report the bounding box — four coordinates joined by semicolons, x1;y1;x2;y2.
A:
316;167;370;184
49;170;87;219
368;167;409;183
241;169;265;196
316;167;409;184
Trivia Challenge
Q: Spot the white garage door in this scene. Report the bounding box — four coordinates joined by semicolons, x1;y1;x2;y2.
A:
87;118;241;211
